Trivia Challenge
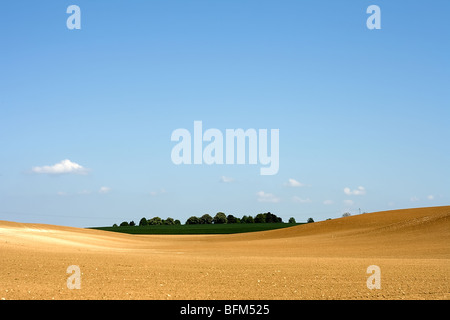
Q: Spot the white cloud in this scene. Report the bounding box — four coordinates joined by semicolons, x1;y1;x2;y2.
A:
150;188;166;196
323;200;334;205
256;191;280;203
410;196;419;202
427;195;434;200
220;176;234;183
285;178;304;187
99;186;111;194
344;186;366;196
292;196;311;203
32;159;88;175
343;199;354;206
57;191;68;196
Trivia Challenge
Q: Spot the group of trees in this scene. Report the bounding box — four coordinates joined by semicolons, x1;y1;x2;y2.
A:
115;211;299;227
116;216;181;227
113;211;363;227
139;216;181;226
185;211;286;225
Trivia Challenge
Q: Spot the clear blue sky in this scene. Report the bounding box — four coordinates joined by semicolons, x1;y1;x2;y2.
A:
1;0;449;227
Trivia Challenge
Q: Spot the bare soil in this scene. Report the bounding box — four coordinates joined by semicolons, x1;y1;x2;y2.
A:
1;206;449;300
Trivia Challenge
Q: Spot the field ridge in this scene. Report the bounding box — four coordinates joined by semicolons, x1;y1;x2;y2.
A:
1;206;449;299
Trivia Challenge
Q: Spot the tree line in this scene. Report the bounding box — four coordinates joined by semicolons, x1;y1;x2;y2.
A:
115;211;298;227
185;212;287;225
116;217;181;227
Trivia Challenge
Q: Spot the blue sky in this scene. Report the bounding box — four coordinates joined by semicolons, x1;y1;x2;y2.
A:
1;0;449;227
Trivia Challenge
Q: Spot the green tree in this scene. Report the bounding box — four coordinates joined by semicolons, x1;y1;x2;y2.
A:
265;212;275;223
307;217;314;223
148;217;162;225
186;216;200;225
213;212;227;224
200;214;213;224
164;217;175;225
112;223;118;228
254;213;266;223
227;214;237;224
266;212;282;223
129;220;136;226
174;219;181;225
139;217;148;226
119;221;129;227
288;217;296;224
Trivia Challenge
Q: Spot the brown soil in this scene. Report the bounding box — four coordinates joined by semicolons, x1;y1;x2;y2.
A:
1;206;449;300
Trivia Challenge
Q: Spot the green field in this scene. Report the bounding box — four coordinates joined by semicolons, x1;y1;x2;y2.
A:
92;223;302;235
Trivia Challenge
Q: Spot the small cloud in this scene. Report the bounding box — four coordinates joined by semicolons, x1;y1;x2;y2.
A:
78;190;91;195
32;159;88;175
220;176;234;183
99;186;111;194
323;200;334;205
388;201;395;207
150;188;166;196
292;196;311;203
256;191;280;203
344;186;366;196
285;178;304;187
427;195;434;200
57;191;68;196
410;196;419;202
343;199;354;206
